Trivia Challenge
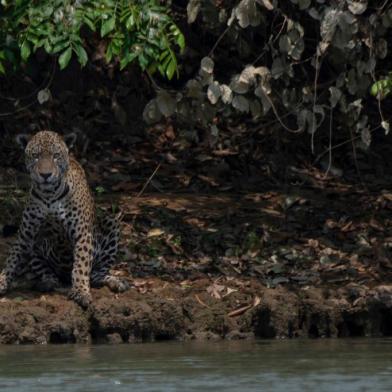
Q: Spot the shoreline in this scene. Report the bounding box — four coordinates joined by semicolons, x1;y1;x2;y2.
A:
1;279;392;344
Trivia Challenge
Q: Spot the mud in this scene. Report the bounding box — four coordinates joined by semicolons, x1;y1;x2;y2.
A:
1;280;392;344
3;189;392;344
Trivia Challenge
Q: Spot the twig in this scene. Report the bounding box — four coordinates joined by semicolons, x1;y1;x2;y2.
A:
137;162;162;198
145;71;161;92
248;99;304;136
349;122;365;188
253;16;287;66
323;105;333;178
0;100;36;117
377;0;390;12
311;53;322;153
261;90;303;133
314;119;389;164
0;58;57;117
0;58;56;102
369;31;387;134
208;25;232;58
129;144;170;231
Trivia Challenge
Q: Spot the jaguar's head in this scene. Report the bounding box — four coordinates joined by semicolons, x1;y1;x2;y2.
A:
16;130;76;189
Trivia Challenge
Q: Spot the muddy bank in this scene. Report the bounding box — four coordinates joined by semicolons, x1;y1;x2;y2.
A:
2;190;392;344
1;280;392;344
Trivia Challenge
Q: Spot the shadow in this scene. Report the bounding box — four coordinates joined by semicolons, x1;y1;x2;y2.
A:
116;189;392;288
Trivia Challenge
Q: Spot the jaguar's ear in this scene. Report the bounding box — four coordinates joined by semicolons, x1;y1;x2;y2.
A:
15;134;31;150
64;132;77;149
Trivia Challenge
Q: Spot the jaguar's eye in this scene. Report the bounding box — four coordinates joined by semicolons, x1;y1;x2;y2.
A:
53;153;61;160
31;153;39;160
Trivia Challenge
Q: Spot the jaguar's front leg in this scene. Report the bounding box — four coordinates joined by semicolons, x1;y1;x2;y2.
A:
68;228;94;308
0;201;45;294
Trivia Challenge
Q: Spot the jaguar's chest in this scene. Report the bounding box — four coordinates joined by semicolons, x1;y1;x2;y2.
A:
48;200;69;219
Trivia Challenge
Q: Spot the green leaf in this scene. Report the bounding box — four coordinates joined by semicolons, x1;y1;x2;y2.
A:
105;43;113;63
177;33;185;51
34;38;46;50
159;50;170;61
147;63;158;75
370;81;381;96
138;52;149;70
120;7;132;21
0;61;5;74
370;80;392;98
95;186;105;195
44;39;52;53
20;41;31;61
166;58;177;80
126;14;134;30
101;17;116;37
158;63;165;76
74;44;88;67
58;47;72;70
52;39;69;54
119;52;138;70
161;53;172;68
4;49;16;66
84;16;96;31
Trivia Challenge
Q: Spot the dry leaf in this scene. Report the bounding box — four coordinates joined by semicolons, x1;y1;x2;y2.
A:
228;304;252;317
207;283;226;299
195;294;210;308
147;228;165;237
382;193;392;202
223;287;238;298
253;295;261;307
341;221;353;232
197;175;219;187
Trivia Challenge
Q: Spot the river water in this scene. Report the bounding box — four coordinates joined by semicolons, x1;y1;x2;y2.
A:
0;339;391;392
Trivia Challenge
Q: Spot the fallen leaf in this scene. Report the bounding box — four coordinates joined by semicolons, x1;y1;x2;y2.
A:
253;295;261;307
165;125;176;140
341;221;353;232
133;279;148;287
382;193;392;202
147;228;165;238
197;175;219;187
228;304;252;317
222;287;238;298
369;218;384;232
195;294;210;308
212;149;238;157
206;283;226;299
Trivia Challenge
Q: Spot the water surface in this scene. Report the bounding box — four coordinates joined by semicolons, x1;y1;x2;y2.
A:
0;339;391;391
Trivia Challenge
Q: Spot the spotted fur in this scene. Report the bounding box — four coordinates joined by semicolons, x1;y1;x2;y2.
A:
0;131;128;307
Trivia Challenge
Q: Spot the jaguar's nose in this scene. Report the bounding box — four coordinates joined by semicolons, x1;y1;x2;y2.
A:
40;172;52;180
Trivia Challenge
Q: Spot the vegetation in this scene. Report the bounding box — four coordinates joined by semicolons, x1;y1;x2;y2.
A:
371;73;392;99
146;0;392;153
0;0;184;79
1;1;391;157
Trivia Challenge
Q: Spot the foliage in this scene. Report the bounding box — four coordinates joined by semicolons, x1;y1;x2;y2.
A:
0;0;184;79
144;0;392;153
371;73;392;99
1;0;392;157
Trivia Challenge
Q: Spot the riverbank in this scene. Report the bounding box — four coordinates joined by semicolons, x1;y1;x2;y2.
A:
1;280;392;343
2;189;392;343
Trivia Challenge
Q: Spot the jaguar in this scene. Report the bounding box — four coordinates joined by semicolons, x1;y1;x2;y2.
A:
0;130;128;307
